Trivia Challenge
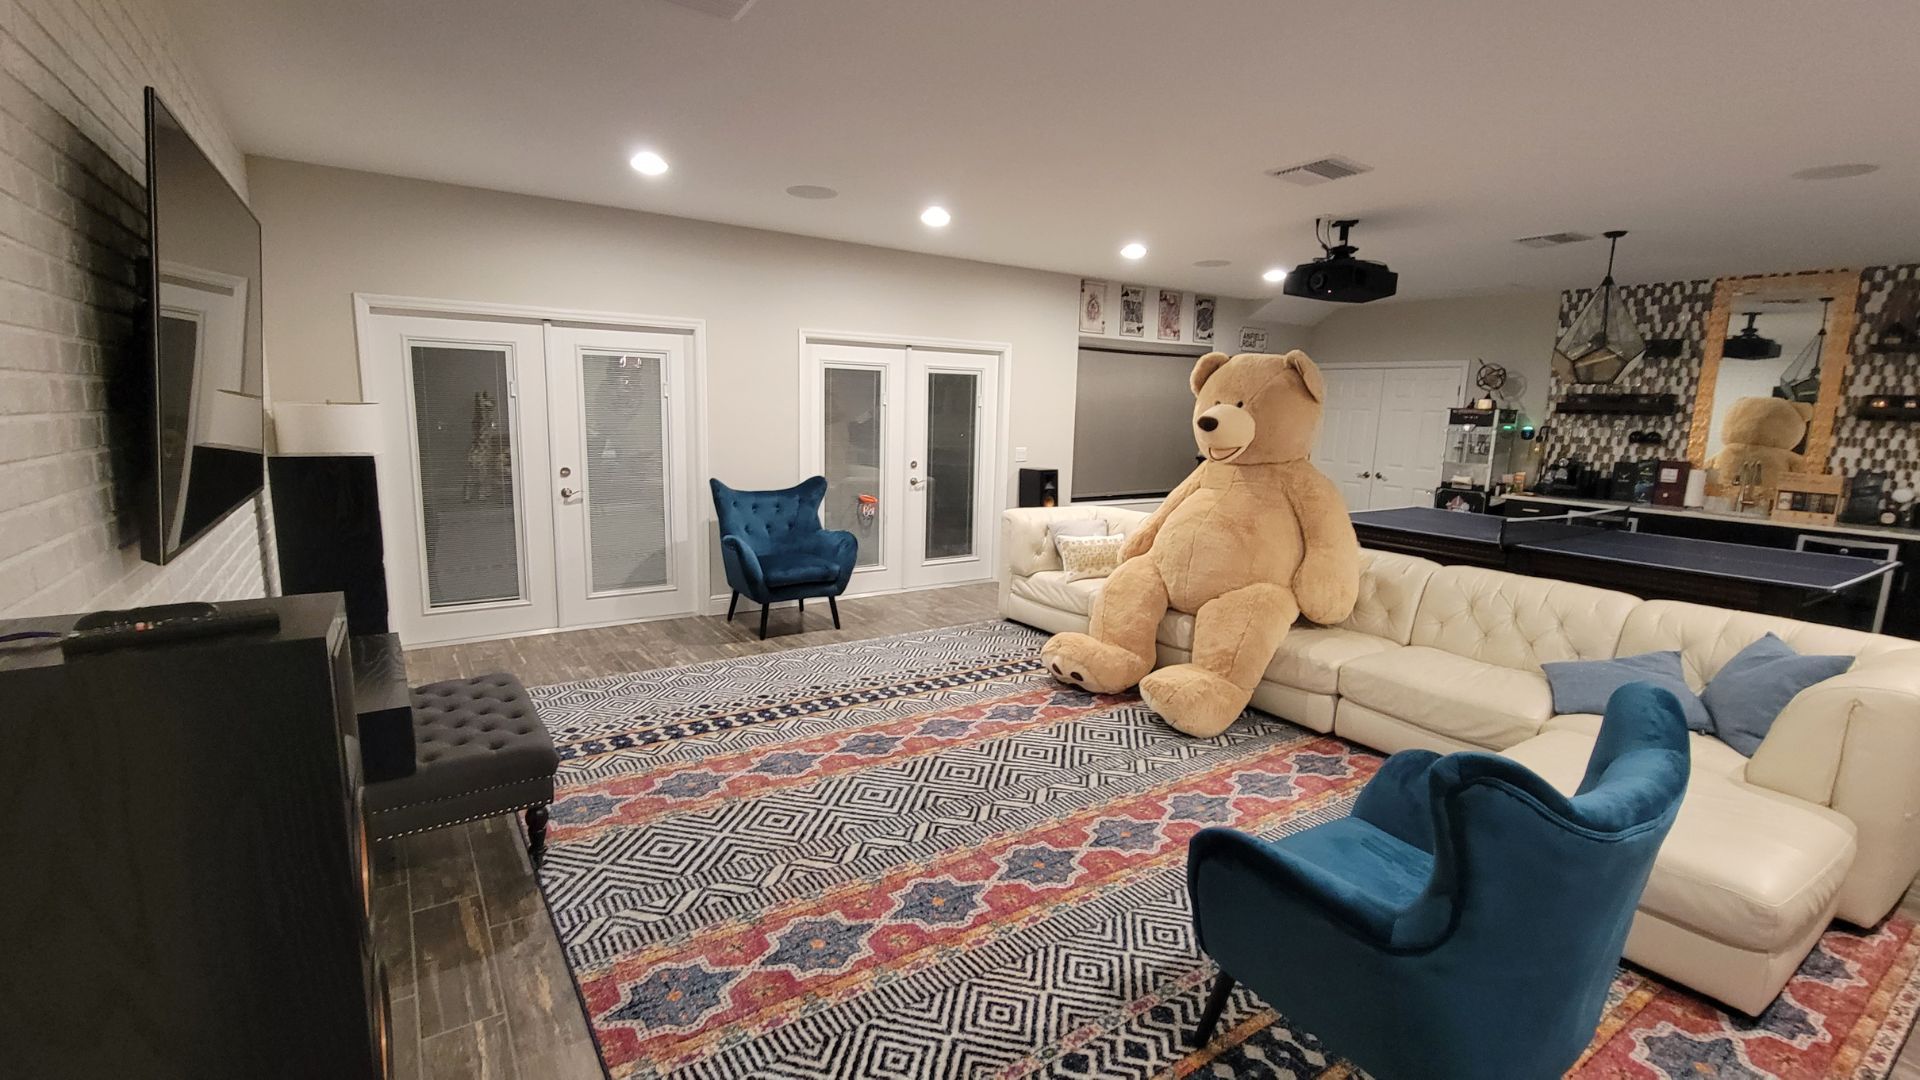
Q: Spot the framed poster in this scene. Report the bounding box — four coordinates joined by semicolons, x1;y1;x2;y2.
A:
1078;279;1107;334
1239;326;1268;351
1193;295;1216;344
1119;286;1146;337
1157;289;1182;340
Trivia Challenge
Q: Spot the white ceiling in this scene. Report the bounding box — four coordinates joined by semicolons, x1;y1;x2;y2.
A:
164;0;1920;324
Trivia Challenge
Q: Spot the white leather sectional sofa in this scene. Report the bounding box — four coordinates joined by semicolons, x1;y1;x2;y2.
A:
1000;505;1920;1014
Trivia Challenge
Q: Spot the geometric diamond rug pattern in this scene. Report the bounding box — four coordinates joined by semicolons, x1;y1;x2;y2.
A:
530;621;1920;1079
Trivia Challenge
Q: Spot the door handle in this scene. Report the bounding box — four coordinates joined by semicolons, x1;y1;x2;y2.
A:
1357;471;1372;479
1375;474;1388;482
910;477;925;490
560;487;577;499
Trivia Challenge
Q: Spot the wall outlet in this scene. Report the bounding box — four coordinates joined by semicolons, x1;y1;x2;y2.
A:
1014;446;1028;462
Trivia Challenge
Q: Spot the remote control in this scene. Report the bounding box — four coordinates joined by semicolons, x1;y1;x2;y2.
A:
60;605;281;656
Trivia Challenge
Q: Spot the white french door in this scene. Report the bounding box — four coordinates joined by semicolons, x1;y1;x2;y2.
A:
808;339;1000;595
545;325;697;626
364;310;699;645
1312;363;1464;510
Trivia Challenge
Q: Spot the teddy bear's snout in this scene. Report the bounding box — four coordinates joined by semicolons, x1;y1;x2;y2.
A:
1196;415;1218;432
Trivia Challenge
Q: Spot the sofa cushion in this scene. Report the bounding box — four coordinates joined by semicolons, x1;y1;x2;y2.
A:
1335;549;1441;645
757;550;844;587
1541;650;1710;731
1266;627;1398;696
1541;714;1751;779
1410;565;1637;673
1009;570;1104;616
1338;645;1553;750
1700;633;1854;757
1503;730;1856;954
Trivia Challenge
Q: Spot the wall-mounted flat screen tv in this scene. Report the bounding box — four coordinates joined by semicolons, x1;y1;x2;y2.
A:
138;86;264;565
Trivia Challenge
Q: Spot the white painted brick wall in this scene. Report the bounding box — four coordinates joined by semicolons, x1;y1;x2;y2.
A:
0;0;270;618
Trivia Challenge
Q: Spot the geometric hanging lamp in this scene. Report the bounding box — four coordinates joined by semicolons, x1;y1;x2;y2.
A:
1776;297;1831;403
1551;229;1647;385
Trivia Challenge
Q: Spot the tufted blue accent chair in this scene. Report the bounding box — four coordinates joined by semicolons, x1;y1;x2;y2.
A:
710;476;858;639
1186;683;1691;1080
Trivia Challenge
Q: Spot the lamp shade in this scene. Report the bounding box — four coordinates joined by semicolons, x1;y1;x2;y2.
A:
199;389;263;452
273;401;382;456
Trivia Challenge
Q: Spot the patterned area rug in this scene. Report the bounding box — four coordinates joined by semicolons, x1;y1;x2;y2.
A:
531;621;1920;1080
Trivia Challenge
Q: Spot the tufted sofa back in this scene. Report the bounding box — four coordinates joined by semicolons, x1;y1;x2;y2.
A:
710;476;827;556
1335;550;1441;644
1616;599;1910;689
1410;564;1637;673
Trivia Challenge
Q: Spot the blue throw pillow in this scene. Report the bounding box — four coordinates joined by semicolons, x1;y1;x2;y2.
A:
1542;650;1711;732
1700;633;1853;757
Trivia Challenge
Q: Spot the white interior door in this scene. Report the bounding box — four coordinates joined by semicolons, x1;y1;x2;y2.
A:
1313;366;1386;509
367;313;556;644
1367;367;1463;509
809;338;1002;596
813;341;908;593
545;325;697;626
904;348;998;588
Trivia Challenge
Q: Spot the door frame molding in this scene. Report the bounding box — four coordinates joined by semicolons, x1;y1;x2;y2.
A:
350;293;713;633
775;327;1013;611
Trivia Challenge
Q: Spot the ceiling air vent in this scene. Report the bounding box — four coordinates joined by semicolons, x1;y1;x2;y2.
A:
1269;156;1373;186
661;0;758;20
1514;231;1594;248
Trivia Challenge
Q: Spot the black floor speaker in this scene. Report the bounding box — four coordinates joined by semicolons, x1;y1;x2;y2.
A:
270;455;390;636
1018;468;1059;508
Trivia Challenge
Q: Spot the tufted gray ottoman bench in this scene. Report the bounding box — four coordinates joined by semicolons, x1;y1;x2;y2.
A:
364;672;561;862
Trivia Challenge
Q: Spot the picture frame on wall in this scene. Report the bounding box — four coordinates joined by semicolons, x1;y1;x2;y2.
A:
1239;326;1268;351
1078;279;1107;335
1193;296;1216;344
1119;286;1146;337
1157;290;1182;340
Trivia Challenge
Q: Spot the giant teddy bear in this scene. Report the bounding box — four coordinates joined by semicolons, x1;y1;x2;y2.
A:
1706;395;1813;503
1041;350;1360;738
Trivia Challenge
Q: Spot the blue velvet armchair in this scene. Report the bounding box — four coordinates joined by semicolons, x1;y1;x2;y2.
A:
710;476;858;639
1186;683;1691;1080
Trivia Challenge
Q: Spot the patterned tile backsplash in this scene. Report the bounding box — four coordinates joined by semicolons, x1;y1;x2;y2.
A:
1549;265;1920;491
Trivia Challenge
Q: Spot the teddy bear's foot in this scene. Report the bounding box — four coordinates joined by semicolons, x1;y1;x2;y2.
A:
1139;664;1253;738
1040;632;1152;694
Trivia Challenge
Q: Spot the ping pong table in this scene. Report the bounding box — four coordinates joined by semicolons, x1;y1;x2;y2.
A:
1350;505;1901;629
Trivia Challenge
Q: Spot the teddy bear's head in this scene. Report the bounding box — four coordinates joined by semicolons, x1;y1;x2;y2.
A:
1187;350;1326;465
1720;395;1811;451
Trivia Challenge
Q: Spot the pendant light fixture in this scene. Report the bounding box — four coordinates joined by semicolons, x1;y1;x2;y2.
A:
1724;312;1783;360
1777;297;1831;403
1552;229;1647;385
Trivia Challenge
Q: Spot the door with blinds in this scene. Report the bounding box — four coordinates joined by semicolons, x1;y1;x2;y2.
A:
545;326;696;625
808;339;1001;595
365;311;698;645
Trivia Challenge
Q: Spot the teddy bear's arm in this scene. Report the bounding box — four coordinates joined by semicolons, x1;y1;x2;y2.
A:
1286;468;1361;625
1120;466;1203;560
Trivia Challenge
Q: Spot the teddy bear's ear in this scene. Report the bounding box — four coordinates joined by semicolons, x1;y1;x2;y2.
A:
1189;352;1230;396
1285;350;1326;403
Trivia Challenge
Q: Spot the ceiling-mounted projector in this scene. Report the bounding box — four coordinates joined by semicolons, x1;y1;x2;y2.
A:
1723;312;1782;359
1284;218;1398;303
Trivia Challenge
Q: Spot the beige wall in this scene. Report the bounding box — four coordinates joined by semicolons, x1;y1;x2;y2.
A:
1305;292;1561;424
252;158;1083;513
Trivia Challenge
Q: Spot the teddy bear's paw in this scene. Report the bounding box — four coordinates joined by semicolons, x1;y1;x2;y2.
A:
1040;633;1150;693
1139;665;1251;739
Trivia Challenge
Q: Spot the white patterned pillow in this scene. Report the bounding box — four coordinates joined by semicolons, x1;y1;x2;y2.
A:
1057;533;1128;582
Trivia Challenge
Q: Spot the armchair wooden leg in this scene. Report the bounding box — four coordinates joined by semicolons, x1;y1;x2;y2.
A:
758;603;770;640
829;595;841;629
726;592;739;622
1190;971;1235;1047
798;597;805;622
526;804;551;867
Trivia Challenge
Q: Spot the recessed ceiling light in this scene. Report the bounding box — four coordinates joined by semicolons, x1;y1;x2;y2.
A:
1120;242;1147;260
786;184;837;199
1792;163;1879;181
921;206;951;228
1194;259;1231;268
1262;267;1288;283
629;150;669;177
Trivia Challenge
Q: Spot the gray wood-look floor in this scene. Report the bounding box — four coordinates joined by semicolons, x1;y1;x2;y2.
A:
377;584;1001;1080
376;581;1920;1079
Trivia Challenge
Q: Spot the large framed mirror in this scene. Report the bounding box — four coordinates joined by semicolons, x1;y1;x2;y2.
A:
1688;269;1859;479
